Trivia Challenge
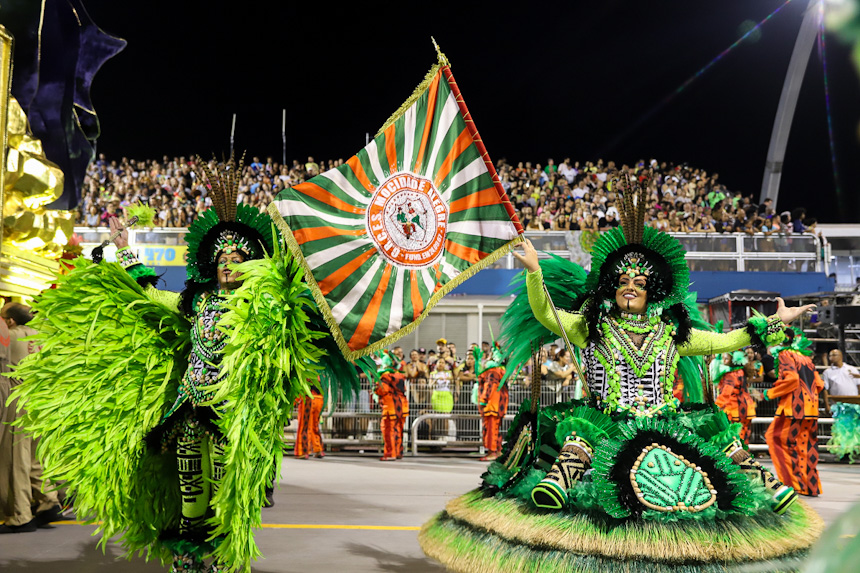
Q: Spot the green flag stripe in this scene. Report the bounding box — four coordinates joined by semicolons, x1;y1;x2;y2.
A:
411;73;454;177
391;118;406;174
311;243;376;286
411;80;441;173
448;204;513;224
323;251;385;308
355;148;383;189
333;260;388;340
407;88;430;171
444;233;508;269
420;267;438;300
446;233;510;254
428;109;466;178
369;268;399;341
436;141;482;194
401;270;415;324
295;233;367;257
296;176;369;213
334;162;375;200
398;104;418;174
447;171;496;205
423;97;460;179
285;214;364;233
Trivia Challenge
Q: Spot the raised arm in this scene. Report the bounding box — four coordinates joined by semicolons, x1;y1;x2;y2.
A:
109;216;182;312
679;297;814;357
514;239;589;348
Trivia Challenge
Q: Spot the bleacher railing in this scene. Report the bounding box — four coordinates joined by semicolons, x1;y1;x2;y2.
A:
75;228;823;273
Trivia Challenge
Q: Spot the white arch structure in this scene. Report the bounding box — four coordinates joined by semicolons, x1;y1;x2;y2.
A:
760;0;822;209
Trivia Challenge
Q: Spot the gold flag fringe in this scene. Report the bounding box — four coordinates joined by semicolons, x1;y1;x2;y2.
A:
375;39;450;138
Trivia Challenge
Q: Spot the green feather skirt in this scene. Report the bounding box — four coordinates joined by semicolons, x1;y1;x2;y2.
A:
420;491;822;573
420;402;825;572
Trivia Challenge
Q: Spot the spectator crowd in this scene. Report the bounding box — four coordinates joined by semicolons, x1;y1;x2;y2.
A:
79;154;819;236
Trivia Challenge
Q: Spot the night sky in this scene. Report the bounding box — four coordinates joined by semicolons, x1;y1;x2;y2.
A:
20;1;860;221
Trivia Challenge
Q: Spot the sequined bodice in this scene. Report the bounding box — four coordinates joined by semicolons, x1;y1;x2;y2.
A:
584;316;680;415
182;291;228;403
159;290;230;416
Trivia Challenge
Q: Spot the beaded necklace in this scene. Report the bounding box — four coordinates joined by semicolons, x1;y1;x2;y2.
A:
616;312;659;334
596;315;679;414
191;290;230;361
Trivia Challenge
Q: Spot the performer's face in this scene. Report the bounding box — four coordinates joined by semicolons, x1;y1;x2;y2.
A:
217;251;246;290
615;274;648;314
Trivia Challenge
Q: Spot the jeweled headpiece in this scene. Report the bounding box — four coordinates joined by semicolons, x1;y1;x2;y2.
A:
615;251;653;279
214;230;252;257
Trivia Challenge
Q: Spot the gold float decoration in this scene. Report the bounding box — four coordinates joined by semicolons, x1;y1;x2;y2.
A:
2;96;73;259
0;24;60;299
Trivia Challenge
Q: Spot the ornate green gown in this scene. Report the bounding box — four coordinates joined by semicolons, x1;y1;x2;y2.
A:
420;255;824;573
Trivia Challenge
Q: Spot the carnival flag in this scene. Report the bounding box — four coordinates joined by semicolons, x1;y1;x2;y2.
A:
269;48;523;360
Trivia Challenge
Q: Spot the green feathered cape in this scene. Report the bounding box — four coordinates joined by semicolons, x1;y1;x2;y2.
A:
11;241;370;572
11;259;190;563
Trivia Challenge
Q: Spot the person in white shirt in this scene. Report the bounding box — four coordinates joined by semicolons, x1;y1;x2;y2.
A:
823;349;860;396
558;158;577;184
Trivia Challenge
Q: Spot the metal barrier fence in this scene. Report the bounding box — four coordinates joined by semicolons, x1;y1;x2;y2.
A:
284;376;575;454
284;377;837;457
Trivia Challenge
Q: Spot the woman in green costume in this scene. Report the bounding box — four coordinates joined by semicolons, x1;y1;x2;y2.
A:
11;157;371;573
420;172;824;573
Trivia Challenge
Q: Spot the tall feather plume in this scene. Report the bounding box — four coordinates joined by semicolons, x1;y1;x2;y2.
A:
636;172;652;244
612;169;650;245
194;152;245;223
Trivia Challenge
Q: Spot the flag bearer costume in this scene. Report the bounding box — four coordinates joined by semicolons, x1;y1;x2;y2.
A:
764;328;825;497
475;343;508;461
375;350;409;460
419;172;824;573
712;348;757;446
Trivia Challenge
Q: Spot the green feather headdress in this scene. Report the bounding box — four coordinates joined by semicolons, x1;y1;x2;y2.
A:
184;155;277;286
585;172;689;310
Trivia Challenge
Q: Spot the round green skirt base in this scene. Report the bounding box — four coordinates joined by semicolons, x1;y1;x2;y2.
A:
419;490;824;573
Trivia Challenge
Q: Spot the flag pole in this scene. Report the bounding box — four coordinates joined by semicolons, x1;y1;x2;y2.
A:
282;109;287;166
230;113;237;157
541;282;589;398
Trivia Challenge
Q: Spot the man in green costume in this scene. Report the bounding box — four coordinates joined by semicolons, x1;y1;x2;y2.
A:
11;157;372;573
510;170;812;514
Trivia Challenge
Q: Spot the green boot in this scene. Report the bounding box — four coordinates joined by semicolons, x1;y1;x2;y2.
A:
724;440;797;514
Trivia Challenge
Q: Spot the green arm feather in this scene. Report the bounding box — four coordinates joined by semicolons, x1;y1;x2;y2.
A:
202;237;371;571
203;242;325;570
499;254;588;381
11;257;189;565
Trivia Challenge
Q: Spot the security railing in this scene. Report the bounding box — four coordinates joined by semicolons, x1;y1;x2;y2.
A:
281;376;838;457
283;376;576;455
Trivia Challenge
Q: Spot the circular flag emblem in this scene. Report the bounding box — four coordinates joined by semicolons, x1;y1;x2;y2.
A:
366;172;448;269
